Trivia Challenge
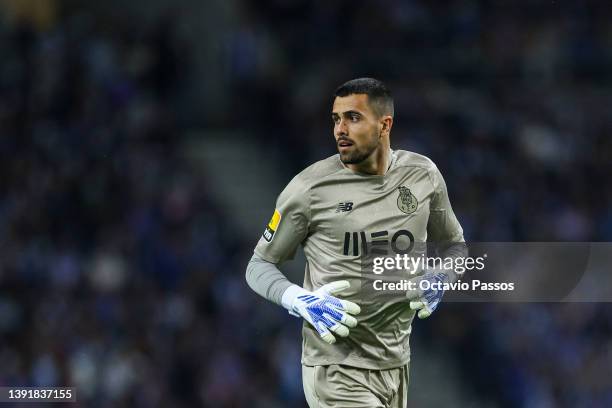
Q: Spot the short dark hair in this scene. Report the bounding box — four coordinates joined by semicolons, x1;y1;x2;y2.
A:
333;78;394;117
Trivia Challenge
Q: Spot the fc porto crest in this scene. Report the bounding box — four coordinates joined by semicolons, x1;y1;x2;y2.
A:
397;186;418;214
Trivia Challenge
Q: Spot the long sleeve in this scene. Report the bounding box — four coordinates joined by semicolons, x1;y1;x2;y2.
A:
245;253;293;306
247;174;310;305
427;163;468;281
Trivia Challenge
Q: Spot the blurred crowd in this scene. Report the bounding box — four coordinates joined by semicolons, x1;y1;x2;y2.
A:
0;5;269;407
1;0;611;407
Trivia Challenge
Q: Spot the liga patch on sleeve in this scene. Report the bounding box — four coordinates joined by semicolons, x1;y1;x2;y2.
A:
263;209;281;242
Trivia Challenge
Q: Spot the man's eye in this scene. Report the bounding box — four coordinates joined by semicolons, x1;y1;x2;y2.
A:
350;115;359;121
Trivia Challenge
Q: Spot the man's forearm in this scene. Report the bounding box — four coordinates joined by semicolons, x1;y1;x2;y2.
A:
245;253;293;306
408;241;468;318
436;241;468;282
439;241;468;259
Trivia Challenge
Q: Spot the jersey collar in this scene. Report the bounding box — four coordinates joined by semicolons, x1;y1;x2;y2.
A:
338;148;396;177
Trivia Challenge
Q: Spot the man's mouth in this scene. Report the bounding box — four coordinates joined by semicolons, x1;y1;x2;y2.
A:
338;140;354;148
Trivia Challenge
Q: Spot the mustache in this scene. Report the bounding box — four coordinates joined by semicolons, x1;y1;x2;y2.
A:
337;137;354;145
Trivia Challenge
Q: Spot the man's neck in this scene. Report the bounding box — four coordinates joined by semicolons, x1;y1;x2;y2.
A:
346;146;391;176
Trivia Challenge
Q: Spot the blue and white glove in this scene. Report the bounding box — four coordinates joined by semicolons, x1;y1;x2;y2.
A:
408;271;449;319
282;281;361;344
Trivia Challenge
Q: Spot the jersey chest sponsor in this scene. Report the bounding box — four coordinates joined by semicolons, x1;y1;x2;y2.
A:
342;229;415;256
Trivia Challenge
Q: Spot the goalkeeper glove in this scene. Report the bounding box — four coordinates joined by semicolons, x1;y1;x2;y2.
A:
408;271;449;319
282;280;361;344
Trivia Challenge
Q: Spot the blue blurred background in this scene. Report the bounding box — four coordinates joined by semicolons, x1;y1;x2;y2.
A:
0;0;611;407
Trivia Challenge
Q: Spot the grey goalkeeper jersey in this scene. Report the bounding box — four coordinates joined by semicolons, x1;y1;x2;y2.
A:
254;149;464;369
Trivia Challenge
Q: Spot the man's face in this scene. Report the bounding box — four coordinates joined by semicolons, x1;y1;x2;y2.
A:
332;94;382;165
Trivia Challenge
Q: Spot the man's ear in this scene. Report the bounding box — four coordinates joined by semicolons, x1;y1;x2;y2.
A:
381;115;393;135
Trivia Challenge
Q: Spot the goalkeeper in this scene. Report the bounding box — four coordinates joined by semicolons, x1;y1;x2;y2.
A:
246;78;467;408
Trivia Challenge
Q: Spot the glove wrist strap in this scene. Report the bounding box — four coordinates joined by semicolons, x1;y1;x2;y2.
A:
281;284;303;312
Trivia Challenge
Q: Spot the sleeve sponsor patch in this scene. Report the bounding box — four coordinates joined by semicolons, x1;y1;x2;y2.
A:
263;209;281;242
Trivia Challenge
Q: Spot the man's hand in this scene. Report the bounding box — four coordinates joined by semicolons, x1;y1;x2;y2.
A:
282;281;361;344
407;271;449;319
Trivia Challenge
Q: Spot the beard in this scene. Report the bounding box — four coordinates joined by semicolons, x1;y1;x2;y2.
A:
338;135;380;165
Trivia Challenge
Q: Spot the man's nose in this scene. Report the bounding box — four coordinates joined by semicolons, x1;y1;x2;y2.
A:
335;119;348;136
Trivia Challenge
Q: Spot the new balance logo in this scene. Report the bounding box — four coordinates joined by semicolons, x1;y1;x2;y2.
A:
335;202;354;212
